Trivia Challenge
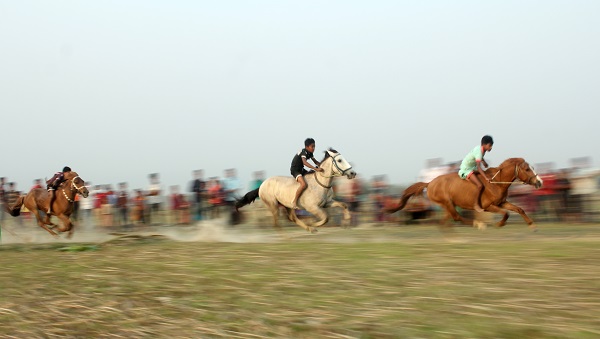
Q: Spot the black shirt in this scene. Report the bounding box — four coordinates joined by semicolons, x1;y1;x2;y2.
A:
291;148;314;171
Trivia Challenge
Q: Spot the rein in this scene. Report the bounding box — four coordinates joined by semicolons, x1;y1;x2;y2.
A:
489;164;535;185
314;154;353;189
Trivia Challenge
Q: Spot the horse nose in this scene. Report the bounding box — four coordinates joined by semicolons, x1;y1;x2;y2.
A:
348;171;357;179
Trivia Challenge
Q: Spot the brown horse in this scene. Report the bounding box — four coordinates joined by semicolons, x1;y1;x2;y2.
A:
7;171;89;238
384;158;543;230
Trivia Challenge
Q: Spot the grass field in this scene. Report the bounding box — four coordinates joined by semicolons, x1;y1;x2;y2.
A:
1;221;600;338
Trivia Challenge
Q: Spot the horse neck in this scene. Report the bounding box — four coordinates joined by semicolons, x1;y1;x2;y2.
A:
59;180;76;202
315;157;335;187
489;163;517;191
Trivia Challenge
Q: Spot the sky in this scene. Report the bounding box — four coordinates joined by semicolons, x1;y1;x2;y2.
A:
1;1;599;192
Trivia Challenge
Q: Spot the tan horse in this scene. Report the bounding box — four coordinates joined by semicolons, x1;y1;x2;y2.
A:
235;149;357;233
384;158;543;230
7;171;89;238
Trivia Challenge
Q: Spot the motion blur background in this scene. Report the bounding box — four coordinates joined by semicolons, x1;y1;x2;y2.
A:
1;1;599;196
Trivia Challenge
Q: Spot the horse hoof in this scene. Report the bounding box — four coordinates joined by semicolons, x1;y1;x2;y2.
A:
309;228;318;234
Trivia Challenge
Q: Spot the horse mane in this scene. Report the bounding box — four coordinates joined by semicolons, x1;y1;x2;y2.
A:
485;158;527;177
64;171;79;180
321;148;339;162
498;158;526;169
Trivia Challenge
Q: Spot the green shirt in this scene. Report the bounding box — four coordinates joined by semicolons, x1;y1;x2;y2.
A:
458;146;484;179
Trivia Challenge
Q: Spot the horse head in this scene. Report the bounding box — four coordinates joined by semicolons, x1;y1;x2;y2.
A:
322;148;356;179
64;171;90;198
514;159;543;189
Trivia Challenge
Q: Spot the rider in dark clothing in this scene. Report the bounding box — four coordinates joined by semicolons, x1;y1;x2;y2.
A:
46;166;72;214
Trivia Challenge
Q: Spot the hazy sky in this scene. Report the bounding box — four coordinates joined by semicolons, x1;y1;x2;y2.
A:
1;1;599;192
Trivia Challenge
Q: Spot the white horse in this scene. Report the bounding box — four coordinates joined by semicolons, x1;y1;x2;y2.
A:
235;148;357;233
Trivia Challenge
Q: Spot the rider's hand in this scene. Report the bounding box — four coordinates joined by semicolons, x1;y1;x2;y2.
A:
316;167;324;172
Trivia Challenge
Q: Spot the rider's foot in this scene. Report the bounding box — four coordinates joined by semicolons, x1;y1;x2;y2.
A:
474;204;484;213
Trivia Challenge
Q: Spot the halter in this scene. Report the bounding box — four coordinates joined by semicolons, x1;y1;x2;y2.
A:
314;153;353;189
489;164;538;185
61;176;86;203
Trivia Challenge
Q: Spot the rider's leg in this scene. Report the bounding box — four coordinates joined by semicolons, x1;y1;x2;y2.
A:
292;176;307;209
47;189;55;214
468;173;485;212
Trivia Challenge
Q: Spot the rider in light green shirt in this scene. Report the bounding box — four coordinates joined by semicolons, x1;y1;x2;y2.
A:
458;135;494;212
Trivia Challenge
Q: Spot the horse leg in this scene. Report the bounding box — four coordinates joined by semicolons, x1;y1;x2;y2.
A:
263;199;285;233
484;205;510;227
31;209;58;237
56;214;75;238
498;201;537;231
440;201;471;225
303;206;328;229
327;200;351;228
287;208;318;233
286;207;295;222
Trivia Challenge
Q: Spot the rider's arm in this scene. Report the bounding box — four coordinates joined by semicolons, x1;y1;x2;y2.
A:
477;161;490;182
302;157;319;170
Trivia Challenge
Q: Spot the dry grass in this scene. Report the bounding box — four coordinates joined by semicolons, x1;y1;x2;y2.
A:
1;222;600;338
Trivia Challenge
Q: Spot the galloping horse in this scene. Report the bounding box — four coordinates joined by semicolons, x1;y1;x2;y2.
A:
384;158;543;230
7;171;89;238
236;148;357;233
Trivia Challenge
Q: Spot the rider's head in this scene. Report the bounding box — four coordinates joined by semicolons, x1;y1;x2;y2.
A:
481;135;494;152
304;138;316;153
63;166;72;173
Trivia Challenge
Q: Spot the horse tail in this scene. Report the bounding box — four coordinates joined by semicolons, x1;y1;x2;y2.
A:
383;182;429;213
6;195;25;217
234;188;260;211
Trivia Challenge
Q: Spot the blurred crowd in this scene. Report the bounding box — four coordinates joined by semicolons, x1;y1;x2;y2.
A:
1;156;600;231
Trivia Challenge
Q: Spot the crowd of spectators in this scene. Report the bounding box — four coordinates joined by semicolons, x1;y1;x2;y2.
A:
1;157;600;230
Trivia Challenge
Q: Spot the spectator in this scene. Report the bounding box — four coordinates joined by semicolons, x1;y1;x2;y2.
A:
170;185;190;225
131;189;146;225
348;176;363;226
116;182;129;229
92;185;105;227
31;179;43;190
370;175;388;223
533;171;559;222
250;170;265;191
189;169;206;221
147;173;163;225
79;182;95;228
100;185;113;227
0;177;6;224
207;177;224;219
6;182;22;226
222;168;241;225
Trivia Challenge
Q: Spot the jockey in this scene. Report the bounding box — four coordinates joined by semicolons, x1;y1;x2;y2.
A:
458;135;494;212
290;138;323;209
46;166;72;214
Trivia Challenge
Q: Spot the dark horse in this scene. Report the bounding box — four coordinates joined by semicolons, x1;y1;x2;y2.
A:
384;158;543;230
7;171;89;238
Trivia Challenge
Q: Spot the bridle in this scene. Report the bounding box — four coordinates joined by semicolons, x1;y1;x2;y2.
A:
314;153;353;189
61;176;86;203
489;164;538;185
